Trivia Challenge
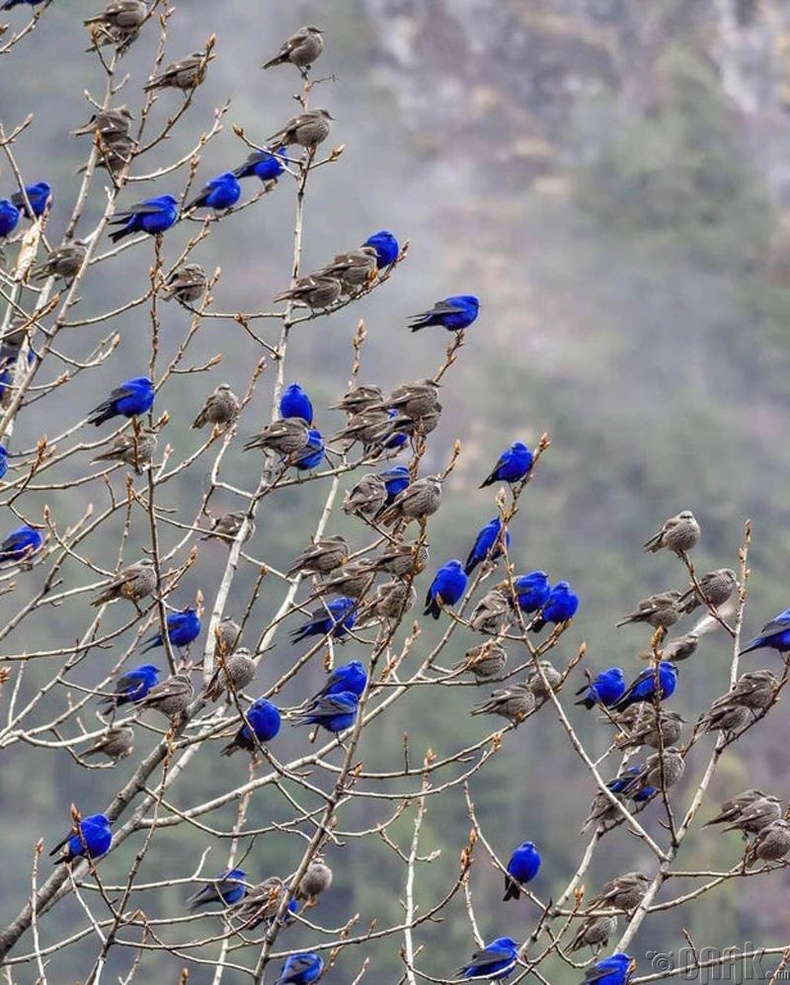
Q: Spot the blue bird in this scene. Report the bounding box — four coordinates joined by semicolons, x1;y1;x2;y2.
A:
108;194;178;242
186;868;247;911
280;382;314;424
233;145;287;182
481;442;534;488
409;294;480;333
1;0;46;8
363;229;399;268
221;698;282;756
465;517;510;576
0;445;8;481
275;953;324;985
0;200;20;237
88;376;154;426
50;813;112;864
504;840;541;901
100;664;160;712
0;524;42;563
307;660;368;705
581;952;635;985
740;609;790;655
141;607;201;653
424;559;467;619
11;181;51;218
293;429;324;471
511;571;551;613
459;937;519;981
185;172;241;213
293;690;359;733
575;668;626;710
291;597;357;644
381;408;409;450
531;581;579;632
611;661;678;712
379;465;410;504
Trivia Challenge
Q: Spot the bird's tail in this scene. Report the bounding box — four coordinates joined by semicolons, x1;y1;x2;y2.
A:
738;638;761;655
108;226;131;244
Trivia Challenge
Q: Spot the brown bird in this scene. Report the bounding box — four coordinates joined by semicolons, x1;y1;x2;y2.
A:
192;383;240;430
262;25;324;75
143;51;210;92
644;510;700;557
91;559;156;607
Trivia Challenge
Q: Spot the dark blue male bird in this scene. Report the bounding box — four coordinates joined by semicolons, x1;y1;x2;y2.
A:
290;597;357;644
465;517;510;576
305;660;367;706
504;840;541;901
2;0;46;8
108;194;178;242
575;668;626;710
293;429;324;471
0;200;20;237
363;229;398;268
581;952;635;985
141;607;201;653
510;571;551;613
280;382;313;424
531;581;579;631
186;868;247;911
0;445;8;481
50;813;112;864
88;376;154;425
459;937;519;981
0;524;42;563
221;698;282;756
100;663;160;711
409;294;480;332
293;690;359;733
481;442;534;488
185;172;241;213
11;181;51;218
611;661;678;712
740;609;790;655
274;952;324;985
379;465;410;505
424;559;467;619
233;146;287;182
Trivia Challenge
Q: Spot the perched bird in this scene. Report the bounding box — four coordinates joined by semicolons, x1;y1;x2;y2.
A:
287;535;349;577
295;854;332;904
274;274;341;311
525;659;563;700
91;559;156;607
0;199;20;238
613;707;684;750
215;616;241;656
221;697;282;756
697;700;751;738
508;571;551;613
569;914;618;953
643;510;700;557
503;840;541;901
660;632;700;663
409;294;480;332
163;263;208;305
424;559;467;619
292;428;322;471
31;241;87;283
141;607;201;652
143;51;209;91
372;540;428;577
458;937;518;981
88;377;155;425
92;132;137;176
740;609;790;655
84;0;146;49
0;524;42;563
319;247;378;292
575;668;626;710
136;673;193;719
280;383;313;424
586;872;650;913
290;597;357;644
244;417;310;456
748;819;790;865
204;648;256;701
363;229;399;268
332;406;391;446
531;581;578;632
186;868;247;911
618;748;685;797
469;589;511;635
721;795;782;835
73;105;133;139
50;813;112;864
262;25;324;74
265;109;333;151
185;172;241;213
378;465;412;504
329;383;383;415
82;725;135;764
306;560;376;601
11;181;51;218
358;578;416;622
91;428;157;471
378;475;443;527
274;953;324;985
580;952;634;985
0;444;8;481
2;1;47;10
99;663;159;712
471;683;536;725
611;661;678;712
201;511;254;544
228;876;291;929
108;195;178;242
677;568;736;613
292;690;359;733
343;472;387;518
303;660;367;707
704;789;768;828
616;591;682;631
379;379;440;419
233;146;286;183
729;669;778;711
481;442;534;487
465;517;510;576
192;383;239;430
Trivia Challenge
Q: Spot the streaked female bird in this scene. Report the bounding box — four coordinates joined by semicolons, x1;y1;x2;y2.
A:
481;441;534;487
643;510;700;557
265;109;333;151
162;263;208;304
143;51;209;91
458;937;518;981
91;559;156;607
504;840;541;900
88;376;155;425
409;294;480;332
192;383;240;429
262;25;324;75
424;559;467;619
108;194;178;241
